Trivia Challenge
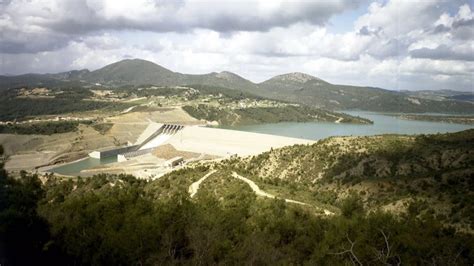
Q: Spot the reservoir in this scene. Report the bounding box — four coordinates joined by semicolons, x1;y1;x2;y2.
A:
50;156;117;176
50;111;472;175
221;111;473;140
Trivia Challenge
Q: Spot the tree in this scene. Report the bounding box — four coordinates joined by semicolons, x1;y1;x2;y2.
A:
340;193;365;218
0;146;55;265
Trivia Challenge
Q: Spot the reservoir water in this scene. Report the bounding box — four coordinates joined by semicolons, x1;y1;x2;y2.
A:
220;111;473;140
50;111;472;175
50;156;117;176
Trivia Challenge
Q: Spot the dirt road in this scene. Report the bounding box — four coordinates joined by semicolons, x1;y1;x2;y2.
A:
232;171;334;215
188;170;217;198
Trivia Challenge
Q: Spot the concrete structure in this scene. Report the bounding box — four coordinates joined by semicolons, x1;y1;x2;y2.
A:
139;124;183;150
88;145;139;159
118;147;155;161
117;154;127;162
165;156;184;168
134;122;163;145
91;123;184;161
163;126;313;157
91;123;312;165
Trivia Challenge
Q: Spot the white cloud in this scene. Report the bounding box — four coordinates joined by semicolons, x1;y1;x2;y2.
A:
0;0;361;53
0;0;472;91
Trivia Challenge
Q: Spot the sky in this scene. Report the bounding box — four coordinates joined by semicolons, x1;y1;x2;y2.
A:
0;0;473;91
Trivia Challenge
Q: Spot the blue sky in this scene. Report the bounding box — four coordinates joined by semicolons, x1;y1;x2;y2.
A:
0;0;472;91
328;3;369;33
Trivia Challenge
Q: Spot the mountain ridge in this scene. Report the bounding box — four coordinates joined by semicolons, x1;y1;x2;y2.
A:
1;58;472;114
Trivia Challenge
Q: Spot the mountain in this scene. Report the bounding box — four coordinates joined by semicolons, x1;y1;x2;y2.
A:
48;69;91;81
402;89;474;102
1;58;472;113
0;73;87;89
183;71;258;92
85;59;186;86
254;75;474;113
264;72;326;85
448;94;474;102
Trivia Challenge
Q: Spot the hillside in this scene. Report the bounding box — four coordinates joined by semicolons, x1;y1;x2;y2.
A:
182;104;372;126
231;129;474;230
255;75;474;113
85;59;187;86
1;59;472;114
402;89;474;102
2;130;474;264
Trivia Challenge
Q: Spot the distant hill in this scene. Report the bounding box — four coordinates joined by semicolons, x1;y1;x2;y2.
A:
84;59;186;86
402;89;474;102
254;74;474;113
1;58;472;113
448;94;474;102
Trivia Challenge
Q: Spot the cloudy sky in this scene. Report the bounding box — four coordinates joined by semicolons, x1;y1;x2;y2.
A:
0;0;473;91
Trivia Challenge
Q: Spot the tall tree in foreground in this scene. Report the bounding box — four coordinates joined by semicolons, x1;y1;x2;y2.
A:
0;147;53;265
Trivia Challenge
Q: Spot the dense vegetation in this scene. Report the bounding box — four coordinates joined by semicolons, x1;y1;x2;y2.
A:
0;121;93;135
399;114;474;124
186;84;262;100
91;123;113;135
253;76;474;114
183;104;371;126
1;160;473;265
233;129;474;229
0;87;130;121
1;128;473;264
114;84;263;101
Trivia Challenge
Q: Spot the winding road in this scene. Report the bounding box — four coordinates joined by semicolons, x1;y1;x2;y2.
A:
188;170;217;198
188;170;334;215
231;172;307;205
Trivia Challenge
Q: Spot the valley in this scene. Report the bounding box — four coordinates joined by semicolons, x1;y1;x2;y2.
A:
1;58;473;265
3;0;474;264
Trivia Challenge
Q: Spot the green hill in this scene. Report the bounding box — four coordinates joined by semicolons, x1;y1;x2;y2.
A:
233;129;474;230
183;104;372;126
84;59;187;86
1;130;474;264
1;59;472;114
255;74;474;113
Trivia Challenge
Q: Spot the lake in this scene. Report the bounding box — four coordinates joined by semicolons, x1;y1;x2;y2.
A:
50;111;472;175
220;111;473;140
50;156;117;176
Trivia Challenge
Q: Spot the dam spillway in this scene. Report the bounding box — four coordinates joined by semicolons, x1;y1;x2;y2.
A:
88;123;184;160
138;124;184;150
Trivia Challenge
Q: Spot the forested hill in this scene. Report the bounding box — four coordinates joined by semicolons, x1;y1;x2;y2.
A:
1;58;473;114
1;130;474;264
236;129;474;229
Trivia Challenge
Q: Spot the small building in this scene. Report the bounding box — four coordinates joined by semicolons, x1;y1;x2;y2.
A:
165;156;183;168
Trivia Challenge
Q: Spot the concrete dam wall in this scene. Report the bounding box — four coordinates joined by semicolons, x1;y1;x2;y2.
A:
89;123;183;159
89;145;139;159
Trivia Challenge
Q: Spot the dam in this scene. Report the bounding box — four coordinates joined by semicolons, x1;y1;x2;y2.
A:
163;126;312;157
90;122;313;161
53;123;313;177
88;123;184;160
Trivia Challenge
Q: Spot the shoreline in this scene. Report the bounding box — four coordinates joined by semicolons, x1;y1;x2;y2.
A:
37;156;91;173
